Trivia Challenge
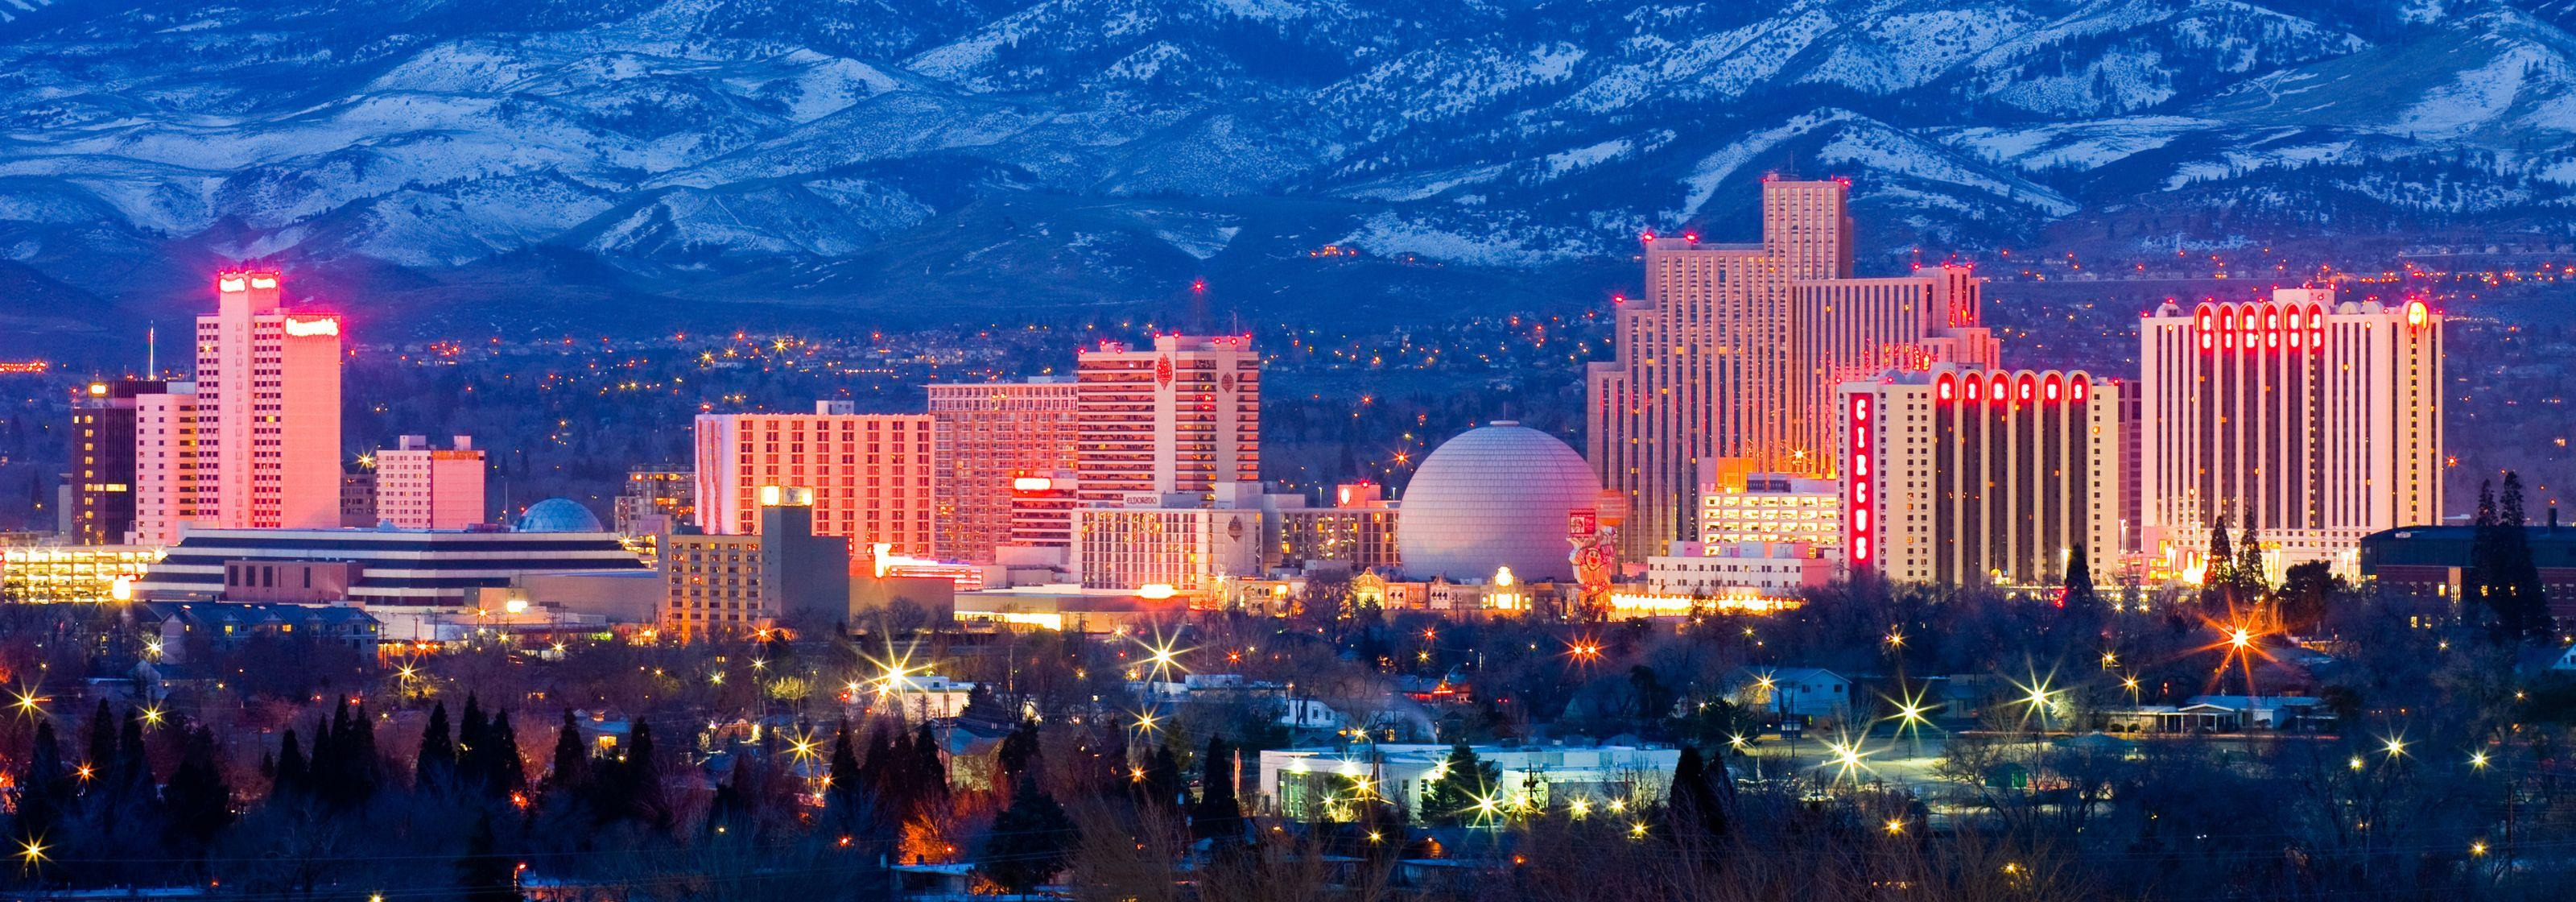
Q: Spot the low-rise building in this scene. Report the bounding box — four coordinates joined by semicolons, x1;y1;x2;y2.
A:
1256;743;1681;822
135;601;380;664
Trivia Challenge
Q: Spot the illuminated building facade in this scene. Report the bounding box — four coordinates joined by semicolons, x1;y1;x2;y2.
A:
1070;484;1267;594
374;435;485;530
927;378;1078;562
1643;540;1835;598
1;545;163;603
1696;460;1841;548
614;468;695;536
131;383;201;546
1007;470;1076;549
1785;265;1998;472
1270;482;1401;573
193;271;344;533
1841;367;2124;586
1587;180;1994;558
693;403;935;557
71;379;164;545
659;488;852;638
135;528;644;605
1075;334;1260;505
2138;288;2445;573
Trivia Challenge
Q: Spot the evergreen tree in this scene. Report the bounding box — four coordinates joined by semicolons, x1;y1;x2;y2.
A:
2202;512;2235;608
996;718;1042;785
274;729;310;801
1138;744;1187;813
160;725;232;867
977;773;1076;895
2471;480;2501;632
1418;742;1501;825
480;710;526;799
1666;746;1728;846
417;701;456;790
910;722;947;811
547;710;588;792
84;699;117;780
2234;515;2268;598
2497;472;2551;638
1190;737;1243;843
2062;544;2100;610
453;813;518;902
826;722;866;835
619;721;667;828
12;721;72;880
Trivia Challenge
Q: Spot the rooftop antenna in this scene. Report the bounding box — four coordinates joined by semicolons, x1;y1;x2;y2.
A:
147;321;156;378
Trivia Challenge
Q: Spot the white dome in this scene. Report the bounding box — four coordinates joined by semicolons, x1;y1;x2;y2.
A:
1397;422;1602;582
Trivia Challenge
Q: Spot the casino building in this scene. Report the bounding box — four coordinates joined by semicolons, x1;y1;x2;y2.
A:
2137;288;2444;574
1840;367;2124;586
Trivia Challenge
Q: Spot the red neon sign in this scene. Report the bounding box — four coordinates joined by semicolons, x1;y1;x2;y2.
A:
1846;393;1874;568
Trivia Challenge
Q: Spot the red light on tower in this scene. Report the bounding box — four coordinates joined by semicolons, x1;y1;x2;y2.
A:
1191;278;1207;293
1641;230;1657;243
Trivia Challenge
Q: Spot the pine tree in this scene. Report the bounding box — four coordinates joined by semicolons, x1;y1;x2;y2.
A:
12;721;72;879
2062;544;2101;610
2202;512;2235;607
996;718;1042;785
453;813;518;902
1138;745;1187;813
2471;480;2501;633
826;722;866;835
547;710;588;792
480;710;526;799
1666;746;1728;846
160;725;232;867
274;729;310;800
910;722;947;811
1190;736;1243;843
621;721;666;828
417;701;456;791
978;773;1076;895
2498;472;2550;638
1418;742;1500;825
2234;515;2267;598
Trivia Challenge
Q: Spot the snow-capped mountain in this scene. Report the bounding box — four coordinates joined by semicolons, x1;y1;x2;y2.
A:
2;0;2573;336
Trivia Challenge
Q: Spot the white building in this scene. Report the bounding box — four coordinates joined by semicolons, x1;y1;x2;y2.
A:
1697;464;1842;548
1730;667;1853;721
2138;288;2444;575
1645;541;1835;597
1257;743;1681;822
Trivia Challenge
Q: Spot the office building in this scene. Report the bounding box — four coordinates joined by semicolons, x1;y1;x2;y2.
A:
1841;367;2124;586
374;435;485;530
70;379;164;545
927;378;1079;563
1075;334;1260;505
1258;743;1678;821
659;487;859;639
1;545;162;603
341;461;377;528
2138;289;2445;573
692;403;936;557
135;271;343;543
1587;180;1997;558
2360;523;2576;622
615;468;695;536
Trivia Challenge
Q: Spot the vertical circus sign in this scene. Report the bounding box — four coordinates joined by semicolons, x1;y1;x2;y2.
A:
1846;391;1873;569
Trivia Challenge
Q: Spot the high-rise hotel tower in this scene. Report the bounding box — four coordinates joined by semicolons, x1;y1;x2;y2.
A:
1587;179;1995;557
1075;334;1260;506
2137;288;2444;573
134;272;343;544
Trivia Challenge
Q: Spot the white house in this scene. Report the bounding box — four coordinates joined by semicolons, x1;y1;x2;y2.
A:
1729;667;1852;721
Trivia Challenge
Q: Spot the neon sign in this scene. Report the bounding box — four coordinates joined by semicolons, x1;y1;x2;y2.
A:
282;317;339;337
1846;392;1873;568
